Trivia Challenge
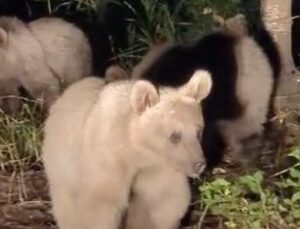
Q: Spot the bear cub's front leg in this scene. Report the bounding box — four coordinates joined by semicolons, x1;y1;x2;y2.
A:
126;166;191;229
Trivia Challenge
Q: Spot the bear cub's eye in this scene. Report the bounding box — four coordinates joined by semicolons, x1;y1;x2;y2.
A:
170;131;182;144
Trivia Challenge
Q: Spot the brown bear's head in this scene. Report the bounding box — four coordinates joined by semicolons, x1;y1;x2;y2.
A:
130;70;212;178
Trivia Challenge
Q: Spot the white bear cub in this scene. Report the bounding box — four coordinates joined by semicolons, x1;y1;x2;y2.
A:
42;70;212;229
0;16;91;114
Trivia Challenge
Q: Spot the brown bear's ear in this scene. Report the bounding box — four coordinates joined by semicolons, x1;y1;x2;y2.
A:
180;70;212;102
0;28;8;47
130;80;159;113
105;65;129;82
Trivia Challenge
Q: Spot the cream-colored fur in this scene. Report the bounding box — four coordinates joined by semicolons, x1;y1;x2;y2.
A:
132;14;275;163
125;165;190;229
43;70;212;229
0;16;91;113
28;17;92;87
218;36;273;160
105;65;129;82
217;15;273;161
222;14;249;38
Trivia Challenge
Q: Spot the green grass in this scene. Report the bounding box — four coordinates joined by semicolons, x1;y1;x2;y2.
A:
113;0;260;68
0;99;43;173
31;0;98;14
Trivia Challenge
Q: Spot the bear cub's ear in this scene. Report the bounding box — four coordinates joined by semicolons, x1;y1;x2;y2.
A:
180;70;212;102
130;80;159;113
0;28;8;47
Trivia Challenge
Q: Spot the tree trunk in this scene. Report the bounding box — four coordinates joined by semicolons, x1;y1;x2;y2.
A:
261;0;300;95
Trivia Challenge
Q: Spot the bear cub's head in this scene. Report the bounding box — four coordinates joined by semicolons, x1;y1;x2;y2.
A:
130;70;212;178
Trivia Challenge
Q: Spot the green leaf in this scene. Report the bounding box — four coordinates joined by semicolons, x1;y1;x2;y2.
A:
288;149;300;161
283;198;293;206
224;221;237;228
238;172;263;195
286;178;299;187
253;171;264;183
292;209;300;219
290;168;300;179
292;192;300;203
252;220;261;229
211;178;232;187
278;204;288;213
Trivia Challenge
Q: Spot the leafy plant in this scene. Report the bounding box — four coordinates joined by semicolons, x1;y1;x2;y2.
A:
274;149;300;226
198;148;300;228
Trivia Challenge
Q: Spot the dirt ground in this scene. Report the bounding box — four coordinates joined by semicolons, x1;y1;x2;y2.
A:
0;170;57;229
0;95;299;229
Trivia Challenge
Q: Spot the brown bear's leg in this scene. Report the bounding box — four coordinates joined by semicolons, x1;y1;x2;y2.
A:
126;166;191;229
19;68;61;110
50;169;132;229
0;78;22;116
49;185;78;229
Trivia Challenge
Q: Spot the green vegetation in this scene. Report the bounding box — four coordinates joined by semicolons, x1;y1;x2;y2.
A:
0;99;43;173
117;0;260;67
198;147;300;229
117;0;249;66
31;0;99;15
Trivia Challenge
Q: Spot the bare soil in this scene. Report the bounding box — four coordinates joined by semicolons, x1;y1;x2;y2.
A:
0;170;57;229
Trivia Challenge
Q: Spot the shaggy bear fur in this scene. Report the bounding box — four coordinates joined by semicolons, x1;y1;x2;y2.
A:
43;70;212;229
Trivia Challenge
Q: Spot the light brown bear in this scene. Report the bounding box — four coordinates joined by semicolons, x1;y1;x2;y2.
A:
42;70;212;229
0;16;92;114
